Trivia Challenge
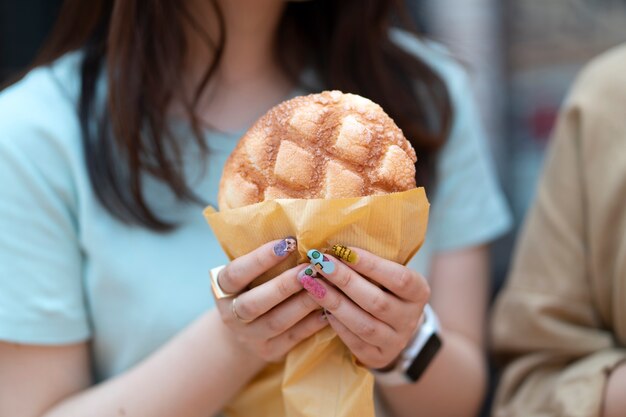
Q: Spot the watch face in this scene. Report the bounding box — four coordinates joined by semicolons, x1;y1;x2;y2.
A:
406;333;442;382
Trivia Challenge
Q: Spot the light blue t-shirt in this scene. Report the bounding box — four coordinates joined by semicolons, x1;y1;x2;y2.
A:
0;31;511;381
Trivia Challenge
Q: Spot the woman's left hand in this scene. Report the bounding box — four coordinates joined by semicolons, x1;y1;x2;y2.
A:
297;246;430;369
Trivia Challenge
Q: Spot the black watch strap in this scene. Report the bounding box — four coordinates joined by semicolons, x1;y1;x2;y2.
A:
371;304;442;385
405;332;442;382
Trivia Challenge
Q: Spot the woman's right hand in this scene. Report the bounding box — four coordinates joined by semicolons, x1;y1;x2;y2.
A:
213;238;328;363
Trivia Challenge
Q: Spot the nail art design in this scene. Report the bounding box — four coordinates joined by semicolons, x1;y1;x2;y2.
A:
298;266;327;299
297;266;317;280
273;237;297;257
307;249;335;274
330;244;358;264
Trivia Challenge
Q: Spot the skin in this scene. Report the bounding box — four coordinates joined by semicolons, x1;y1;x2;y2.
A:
603;363;626;417
0;0;489;416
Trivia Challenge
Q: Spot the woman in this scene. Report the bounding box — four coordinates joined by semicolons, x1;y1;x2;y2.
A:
491;45;626;417
0;1;510;416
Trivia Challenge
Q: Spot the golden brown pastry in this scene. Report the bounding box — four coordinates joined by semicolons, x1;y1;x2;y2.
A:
218;90;417;210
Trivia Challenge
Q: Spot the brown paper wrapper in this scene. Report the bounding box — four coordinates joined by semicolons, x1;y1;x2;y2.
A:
203;187;429;417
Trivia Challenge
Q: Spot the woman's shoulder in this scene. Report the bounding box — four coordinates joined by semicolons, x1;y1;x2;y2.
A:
0;51;83;140
0;52;85;163
0;52;86;201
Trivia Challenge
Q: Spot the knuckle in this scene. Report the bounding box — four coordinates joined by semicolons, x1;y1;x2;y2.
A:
286;328;300;343
266;316;285;334
351;338;367;353
326;294;343;312
276;276;294;299
223;264;242;290
336;269;353;289
255;249;273;271
218;266;232;287
394;268;414;293
363;255;378;276
370;293;391;316
357;321;377;339
298;292;319;311
253;250;264;266
288;318;318;346
236;298;256;319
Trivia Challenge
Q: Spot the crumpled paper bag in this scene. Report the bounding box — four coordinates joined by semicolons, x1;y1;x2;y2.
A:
203;187;429;417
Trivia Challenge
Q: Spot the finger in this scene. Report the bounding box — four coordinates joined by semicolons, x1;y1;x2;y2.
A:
325;312;393;370
327;245;430;303
297;269;397;347
230;265;311;322
219;237;297;294
246;291;322;339
262;310;329;361
305;251;414;327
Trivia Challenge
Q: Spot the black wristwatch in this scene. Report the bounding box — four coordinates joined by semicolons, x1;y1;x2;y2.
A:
371;304;442;385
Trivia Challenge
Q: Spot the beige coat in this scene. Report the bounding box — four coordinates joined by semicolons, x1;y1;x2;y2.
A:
491;44;626;417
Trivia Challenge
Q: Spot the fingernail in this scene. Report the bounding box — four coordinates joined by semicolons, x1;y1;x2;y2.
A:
330;244;358;264
273;237;297;257
307;249;335;274
297;266;326;299
297;266;317;281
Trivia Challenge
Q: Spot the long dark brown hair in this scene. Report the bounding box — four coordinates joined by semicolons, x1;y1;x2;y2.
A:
29;0;452;231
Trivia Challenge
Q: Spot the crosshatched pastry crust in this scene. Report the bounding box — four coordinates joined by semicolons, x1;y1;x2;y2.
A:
218;90;417;210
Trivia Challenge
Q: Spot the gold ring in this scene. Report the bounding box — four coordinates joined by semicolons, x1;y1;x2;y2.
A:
231;297;253;324
209;265;237;299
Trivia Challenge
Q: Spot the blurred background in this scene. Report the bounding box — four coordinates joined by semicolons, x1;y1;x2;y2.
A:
2;0;626;312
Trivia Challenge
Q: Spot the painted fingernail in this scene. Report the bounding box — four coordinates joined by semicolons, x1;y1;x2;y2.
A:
273;237;297;257
307;249;335;274
297;266;317;281
330;244;358;264
297;266;326;299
